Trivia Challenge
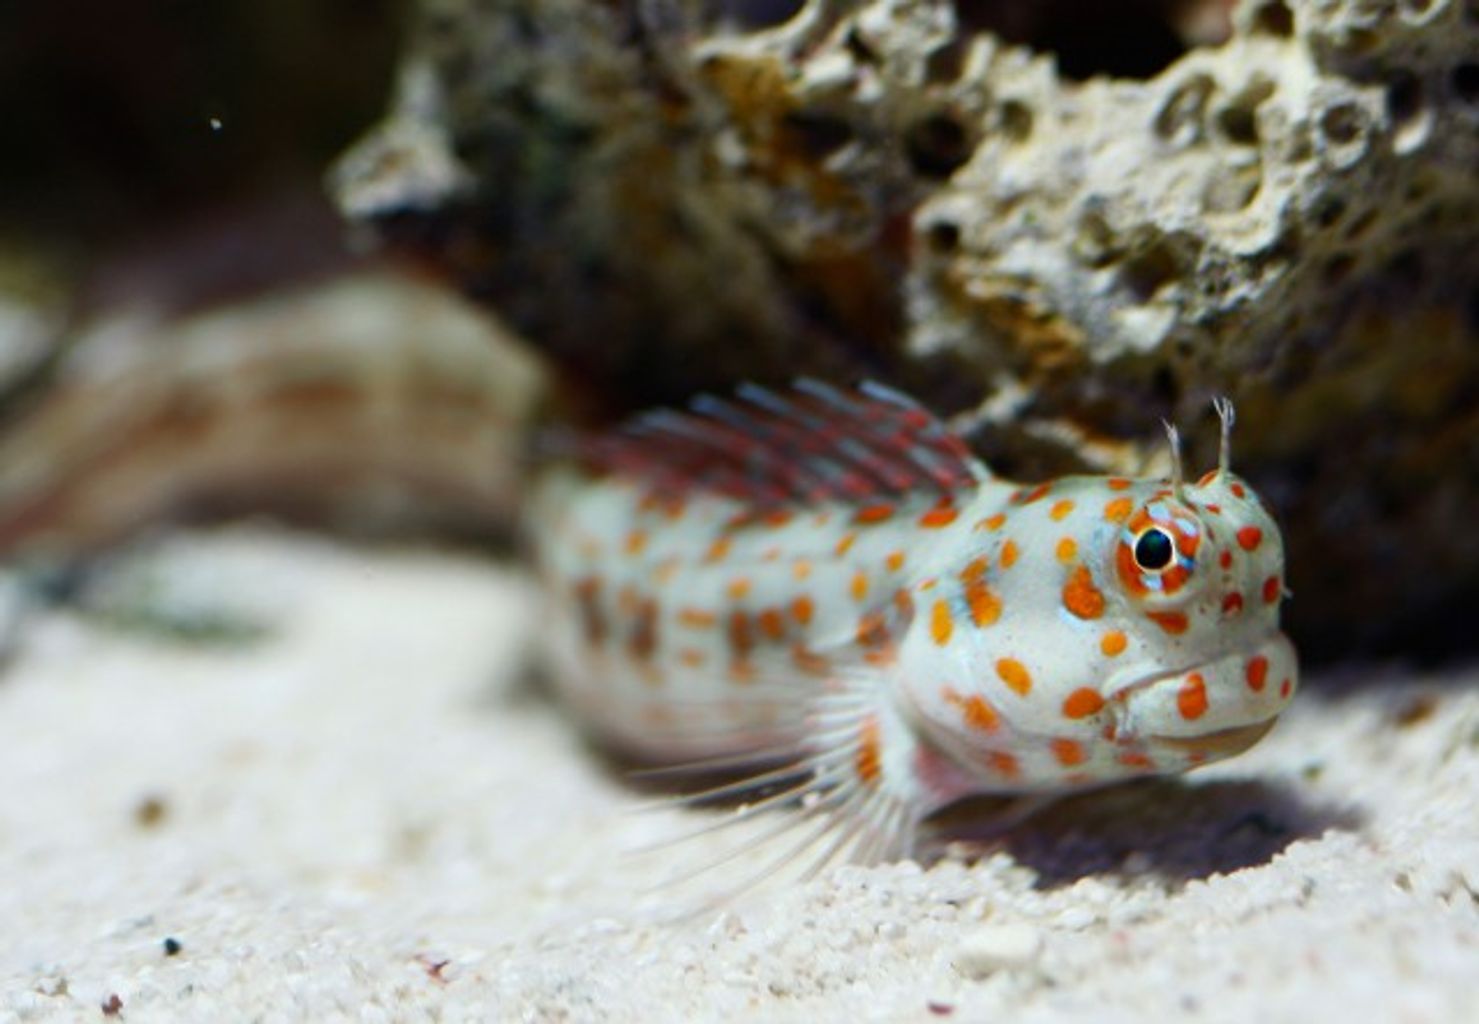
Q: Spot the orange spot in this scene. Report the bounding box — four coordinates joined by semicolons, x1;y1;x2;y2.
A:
960;556;989;582
995;658;1032;696
1020;482;1052;504
886;550;906;572
1262;575;1281;603
988;751;1020;779
1146;610;1189;635
678;648;707;669
757;608;785;641
1117;750;1155;769
1063;565;1106;620
1050;499;1076;521
677;607;716;629
624;530;648;556
793;560;813;580
1197;469;1218;487
963;695;999;732
1100;630;1128;657
629;599;659;662
965;580;1002;627
1107;478;1132;491
792;645;830;676
791;595;814;626
835;532;858;557
727;611;753;659
855;503;895;525
863;646;898;667
1178;674;1208;720
1236;526;1263;551
1000;540;1020;568
1051;738;1086;767
930;600;954;646
1055;537;1078;563
977;513;1008;532
1246;655;1269;692
919;504;960;529
726;577;752;600
1280;678;1292;698
1063;688;1105;719
1204;503;1222;514
1222;592;1244;615
1175;529;1200;558
1104;497;1134;523
762;510;792;528
572;577;606;647
1220;550;1234;570
855;611;890;648
704;536;732;563
849;571;870;603
855;717;882;785
1231;482;1247;498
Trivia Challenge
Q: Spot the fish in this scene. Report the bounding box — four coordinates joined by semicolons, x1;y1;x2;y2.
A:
530;380;1298;878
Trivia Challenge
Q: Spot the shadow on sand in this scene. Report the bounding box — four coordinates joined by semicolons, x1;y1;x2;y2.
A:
926;775;1364;888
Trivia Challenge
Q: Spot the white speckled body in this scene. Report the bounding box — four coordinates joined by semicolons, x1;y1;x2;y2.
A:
532;384;1298;857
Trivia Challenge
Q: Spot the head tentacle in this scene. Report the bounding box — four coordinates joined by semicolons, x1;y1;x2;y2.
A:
1212;396;1236;476
1161;418;1185;499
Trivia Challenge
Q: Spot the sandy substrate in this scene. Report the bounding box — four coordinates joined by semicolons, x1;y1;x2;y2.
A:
0;529;1474;1022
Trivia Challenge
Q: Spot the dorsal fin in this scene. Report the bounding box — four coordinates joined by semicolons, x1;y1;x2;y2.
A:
583;379;987;507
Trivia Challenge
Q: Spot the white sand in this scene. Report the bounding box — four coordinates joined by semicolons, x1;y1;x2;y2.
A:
0;529;1474;1022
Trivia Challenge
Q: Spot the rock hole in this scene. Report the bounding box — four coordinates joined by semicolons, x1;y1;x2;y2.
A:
713;0;807;30
844;26;878;64
1343;208;1377;240
1319;102;1365;144
923;220;961;254
1217;103;1259;145
1386;72;1424;125
1452;63;1479;105
952;0;1187;82
1400;0;1434;14
1121;241;1181;301
925;38;971;83
1387;248;1424;288
905;112;975;179
1322;253;1355;285
1313;195;1347;228
999;99;1034;142
1155;74;1215;146
781;110;855;159
1152;365;1179;405
1250;1;1295;37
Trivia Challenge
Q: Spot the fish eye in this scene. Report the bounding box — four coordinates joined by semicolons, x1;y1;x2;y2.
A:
1134;528;1176;572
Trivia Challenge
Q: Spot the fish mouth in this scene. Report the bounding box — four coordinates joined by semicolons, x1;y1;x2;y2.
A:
1107;631;1297;758
1148;717;1278;757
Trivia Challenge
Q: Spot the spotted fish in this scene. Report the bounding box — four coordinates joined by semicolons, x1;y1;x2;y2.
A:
531;381;1298;871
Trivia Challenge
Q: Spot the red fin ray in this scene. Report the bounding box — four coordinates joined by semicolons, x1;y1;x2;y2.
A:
583;379;986;507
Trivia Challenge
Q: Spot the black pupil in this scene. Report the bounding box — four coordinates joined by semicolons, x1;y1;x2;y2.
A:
1135;529;1175;571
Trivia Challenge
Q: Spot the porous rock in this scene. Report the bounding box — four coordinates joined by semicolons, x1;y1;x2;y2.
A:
333;0;1479;660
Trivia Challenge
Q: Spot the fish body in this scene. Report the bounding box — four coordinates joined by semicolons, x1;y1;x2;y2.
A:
532;382;1297;860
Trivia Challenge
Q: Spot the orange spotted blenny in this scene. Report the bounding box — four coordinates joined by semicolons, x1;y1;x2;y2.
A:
532;381;1297;873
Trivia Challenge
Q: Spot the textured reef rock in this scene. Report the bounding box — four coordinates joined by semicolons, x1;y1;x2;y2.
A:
334;0;1479;660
